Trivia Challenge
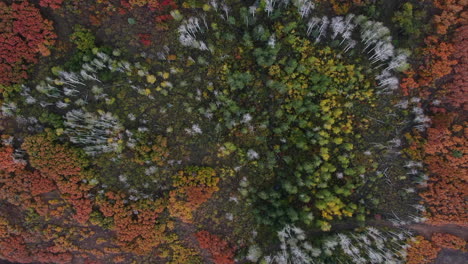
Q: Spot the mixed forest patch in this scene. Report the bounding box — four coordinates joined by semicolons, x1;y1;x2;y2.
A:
0;0;466;264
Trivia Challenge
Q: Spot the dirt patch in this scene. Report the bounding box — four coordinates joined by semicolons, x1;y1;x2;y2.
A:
434;248;468;264
408;224;468;240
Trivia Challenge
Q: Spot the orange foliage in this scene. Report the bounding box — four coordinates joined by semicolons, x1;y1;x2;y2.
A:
132;134;169;166
0;144;51;209
0;217;9;238
21;132;95;224
419;37;456;87
401;36;457;98
0;145;24;173
431;233;467;251
112;255;126;263
432;0;467;35
400;0;465;98
96;191;167;255
407;232;467;264
196;231;235;264
0;133;175;261
419;114;467;226
400;4;467;264
406;236;441;264
169;186;218;223
21;133;87;180
403;0;468;228
168;167;219;223
316;0;370;15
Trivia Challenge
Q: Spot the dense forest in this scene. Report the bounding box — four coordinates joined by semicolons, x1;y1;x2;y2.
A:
0;0;466;263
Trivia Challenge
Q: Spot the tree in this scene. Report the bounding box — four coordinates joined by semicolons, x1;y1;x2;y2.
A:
431;233;466;250
0;0;56;85
96;191;167;255
125;0;177;11
400;0;465;97
22;132;95;224
433;0;466;35
70;25;96;52
39;0;64;9
196;231;235;264
392;2;428;39
445;25;468;110
402;0;467;230
417;113;467;226
406;236;441;264
168;167;219;223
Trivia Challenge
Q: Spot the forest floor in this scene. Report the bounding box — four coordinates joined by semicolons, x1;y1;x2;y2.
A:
409;224;468;240
434;249;468;264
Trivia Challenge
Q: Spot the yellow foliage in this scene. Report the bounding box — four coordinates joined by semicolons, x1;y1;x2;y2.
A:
146;74;157;84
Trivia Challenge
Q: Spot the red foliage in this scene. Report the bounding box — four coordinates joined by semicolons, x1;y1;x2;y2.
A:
126;0;177;11
138;33;152;46
159;0;178;11
28;170;56;196
155;14;173;23
0;235;34;263
121;0;132;9
445;25;468;110
0;145;37;208
0;227;75;264
0;0;56;85
196;231;235;264
71;198;93;224
39;0;64;9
